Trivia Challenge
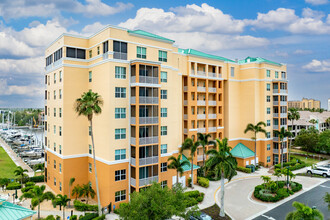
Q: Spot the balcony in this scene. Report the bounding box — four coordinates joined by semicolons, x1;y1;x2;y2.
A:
131;157;136;166
280;125;287;129
273;113;279;117
273;125;279;130
197;114;206;119
139;156;159;166
139;136;159;145
139;97;159;104
130;97;136;104
130;177;136;187
273;148;279;154
139;117;158;125
280;101;287;106
184;128;188;133
102;53;108;60
280;89;288;94
208;127;217;132
184;100;188;105
139;176;158;187
184;86;188;92
131;117;136;124
208;72;216;78
283;148;287;153
53;59;63;67
208;114;217;119
280;113;287;118
273;89;279;94
197;71;206;76
197;128;206;133
273;101;279;105
139;76;159;84
191;70;195;75
218;73;222;78
184;114;188;120
208;87;217;93
131;76;136;83
197;155;206;161
131;137;136;145
273;137;279;141
197;100;206;106
197;87;206;92
113;52;127;60
208;101;217;106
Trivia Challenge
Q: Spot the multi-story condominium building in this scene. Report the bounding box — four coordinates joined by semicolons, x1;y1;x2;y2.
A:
288;111;330;138
288;98;321;109
44;25;288;207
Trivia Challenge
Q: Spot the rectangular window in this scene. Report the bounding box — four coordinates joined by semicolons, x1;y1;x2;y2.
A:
103;41;108;53
54;108;56;117
115;149;126;160
54;177;56;186
59;71;62;82
89;71;92;82
89;126;92;136
115;108;126;119
267;120;271;126
89;145;92;154
161;90;167;99
230;67;235;77
267;108;271;114
115;190;126;202
66;47;86;59
267;132;271;138
267;156;271;162
54;143;56;151
54;160;56;169
281;71;286;79
161;126;167;136
115;67;126;79
115;169;126;181
97;46;100;55
59;89;62;99
59;163;62;173
161;180;167;188
54;73;56;84
161;144;167;154
46;54;53;66
161;108;167;117
115;128;126;139
267;144;271;151
54;125;56;134
266;70;270;77
59;126;62;136
59;182;62;191
161;162;167;172
115;87;126;98
137;46;146;59
54;90;56;99
59;145;62;154
59;108;62;118
266;83;271;91
89;163;92;172
161;71;167;82
267;96;271;102
113;41;127;60
54;48;62;62
275;71;279;78
89;50;92;58
158;50;167;62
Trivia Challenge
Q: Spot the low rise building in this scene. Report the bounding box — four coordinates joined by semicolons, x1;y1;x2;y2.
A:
288;98;321;110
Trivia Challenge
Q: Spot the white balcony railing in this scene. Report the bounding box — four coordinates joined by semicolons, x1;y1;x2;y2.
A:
273;125;279;130
103;53;108;60
273;137;279;141
218;73;222;78
273;113;279;117
139;176;158;187
208;127;217;132
280;89;288;94
273;101;279;105
208;101;217;106
131;137;136;145
184;128;188;133
283;148;287;153
197;114;206;119
280;101;287;106
131;177;136;187
197;87;206;92
208;114;217;119
197;71;206;76
184;86;188;92
208;72;216;77
184;114;188;120
131;157;136;166
273;149;279;154
208;87;217;93
139;156;159;166
273;89;279;94
139;117;158;124
139;136;159;145
197;128;206;133
280;125;287;129
131;117;136;124
197;100;206;105
280;113;287;118
131;76;136;83
184;100;188;105
197;155;206;161
191;70;195;75
139;76;159;84
139;97;159;104
130;97;136;104
113;52;127;60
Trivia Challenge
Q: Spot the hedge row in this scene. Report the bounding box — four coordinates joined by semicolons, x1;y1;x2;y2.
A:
0;175;44;186
7;182;21;190
274;158;307;171
184;190;205;207
197;177;209;188
79;213;98;220
73;200;98;211
236;166;252;173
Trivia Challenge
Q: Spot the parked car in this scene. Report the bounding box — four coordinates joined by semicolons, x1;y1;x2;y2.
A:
190;212;213;220
307;167;330;177
319;164;330;168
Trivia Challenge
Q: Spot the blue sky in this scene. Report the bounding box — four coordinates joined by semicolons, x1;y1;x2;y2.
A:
0;0;329;108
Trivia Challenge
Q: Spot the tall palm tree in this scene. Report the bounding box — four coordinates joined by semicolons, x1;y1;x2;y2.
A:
244;122;267;166
14;166;28;185
197;133;214;176
53;194;71;220
180;138;200;188
206;138;237;217
309;119;318;125
20;185;55;219
74;91;103;216
288;108;300;162
71;184;83;200
68;177;75;208
286;201;323;220
274;127;292;169
81;183;96;204
168;155;190;185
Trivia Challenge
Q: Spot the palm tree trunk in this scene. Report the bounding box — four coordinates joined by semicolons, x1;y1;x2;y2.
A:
191;155;194;189
68;185;71;208
280;140;283;169
203;146;205;176
63;207;65;220
254;133;257;167
90;120;102;216
38;204;40;220
177;172;179;185
219;172;225;217
289;120;294;162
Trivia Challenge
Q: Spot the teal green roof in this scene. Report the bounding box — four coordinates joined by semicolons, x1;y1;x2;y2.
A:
0;199;36;220
238;56;282;66
230;143;255;159
178;48;234;62
181;155;200;172
127;30;175;43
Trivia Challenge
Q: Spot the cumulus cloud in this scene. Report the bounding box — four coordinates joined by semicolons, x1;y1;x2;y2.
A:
0;57;44;76
303;59;330;72
293;49;313;55
305;0;329;5
0;32;36;58
82;22;107;36
0;80;43;97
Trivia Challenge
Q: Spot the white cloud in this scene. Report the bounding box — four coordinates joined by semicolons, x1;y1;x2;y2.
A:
274;50;289;58
303;59;330;72
293;49;313;55
0;32;36;57
82;22;107;36
305;0;329;5
0;80;43;97
0;57;44;76
75;0;133;17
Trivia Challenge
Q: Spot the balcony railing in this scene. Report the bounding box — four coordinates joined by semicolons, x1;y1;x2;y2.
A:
273;89;279;94
273;149;279;154
139;76;159;84
113;52;127;60
197;71;206;76
280;89;288;94
184;86;188;92
208;127;216;132
139;136;159;145
197;100;206;105
131;137;136;145
197;114;206;119
280;125;287;129
208;114;216;119
191;70;195;75
273;137;279;141
208;101;217;106
281;113;287;118
131;97;136;104
131;177;136;187
197;155;206;161
102;53;108;60
197;128;206;133
184;100;188;105
197;87;206;92
139;176;158;187
218;73;222;78
184;128;188;133
139;117;158;124
280;101;287;106
273;113;279;117
283;148;287;153
139;97;159;104
184;114;188;120
139;156;159;166
208;72;216;77
131;76;136;83
131;157;136;166
208;87;216;93
131;117;136;124
273;101;279;105
273;125;279;130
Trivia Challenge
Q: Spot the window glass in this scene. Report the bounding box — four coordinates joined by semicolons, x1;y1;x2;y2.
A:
161;71;167;82
115;129;126;139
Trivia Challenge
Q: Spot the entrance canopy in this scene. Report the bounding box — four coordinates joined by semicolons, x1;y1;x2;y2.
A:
0;199;36;220
230;143;255;159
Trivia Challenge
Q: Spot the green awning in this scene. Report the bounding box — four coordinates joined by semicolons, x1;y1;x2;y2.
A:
0;199;36;220
178;48;234;62
181;154;200;172
238;56;283;66
230;143;255;159
127;30;175;43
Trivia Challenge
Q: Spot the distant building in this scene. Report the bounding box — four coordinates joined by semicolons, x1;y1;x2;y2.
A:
288;111;330;139
288;98;321;109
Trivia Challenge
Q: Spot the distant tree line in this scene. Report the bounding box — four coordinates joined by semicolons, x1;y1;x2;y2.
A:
291;107;326;113
0;109;42;126
294;127;330;154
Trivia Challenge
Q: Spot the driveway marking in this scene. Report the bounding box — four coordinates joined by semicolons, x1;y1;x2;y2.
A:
320;185;330;189
261;214;276;220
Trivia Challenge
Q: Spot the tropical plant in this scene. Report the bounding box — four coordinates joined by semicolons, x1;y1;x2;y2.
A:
288;108;300;162
244;122;267;166
53;194;71;220
167;155;190;185
71;184;83;200
74;90;103;216
286;201;323;220
324;192;330;210
273;168;283;187
260;175;271;192
14;166;28;185
309;119;318;125
180;138;200;188
81;183;96;204
206;138;237;217
197;133;214;176
325;117;330;126
68;177;75;207
20;185;55;219
274;127;292;169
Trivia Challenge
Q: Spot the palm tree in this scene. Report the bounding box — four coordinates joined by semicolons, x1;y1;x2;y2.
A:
325;117;330;127
167;155;190;185
286;201;323;220
309;119;318;125
180;138;200;188
274;127;292;169
288;108;300;162
206;138;237;217
20;185;55;219
324;192;330;210
74;91;103;216
197;133;214;176
260;175;271;192
14;166;28;185
68;177;75;208
81;183;96;204
53;194;71;220
244;122;267;166
71;184;83;200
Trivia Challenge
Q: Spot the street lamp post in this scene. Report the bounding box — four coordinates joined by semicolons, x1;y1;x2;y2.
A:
287;166;290;193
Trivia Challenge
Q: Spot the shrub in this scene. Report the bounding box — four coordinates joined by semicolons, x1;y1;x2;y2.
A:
276;181;285;189
74;200;98;211
79;213;98;220
25;182;35;187
187;177;192;187
28;175;45;183
236;166;251;173
70;216;77;220
183;190;204;207
7;182;21;190
197;177;209;188
92;215;105;220
45;215;55;220
276;188;289;200
259;189;272;197
184;190;200;198
291;182;302;193
114;202;128;215
21;186;34;193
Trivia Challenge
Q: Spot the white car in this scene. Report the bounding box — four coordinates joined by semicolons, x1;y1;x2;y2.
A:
307;167;330;177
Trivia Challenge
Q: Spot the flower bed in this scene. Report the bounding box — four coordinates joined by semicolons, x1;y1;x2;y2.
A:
253;181;302;202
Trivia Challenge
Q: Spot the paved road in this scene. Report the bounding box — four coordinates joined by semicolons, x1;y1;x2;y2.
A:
253;180;330;220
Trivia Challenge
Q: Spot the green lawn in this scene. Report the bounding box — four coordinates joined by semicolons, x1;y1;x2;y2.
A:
0;146;17;179
291;155;320;165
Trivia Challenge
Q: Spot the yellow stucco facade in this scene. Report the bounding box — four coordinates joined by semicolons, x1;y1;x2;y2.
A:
288;98;321;109
44;25;288;207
